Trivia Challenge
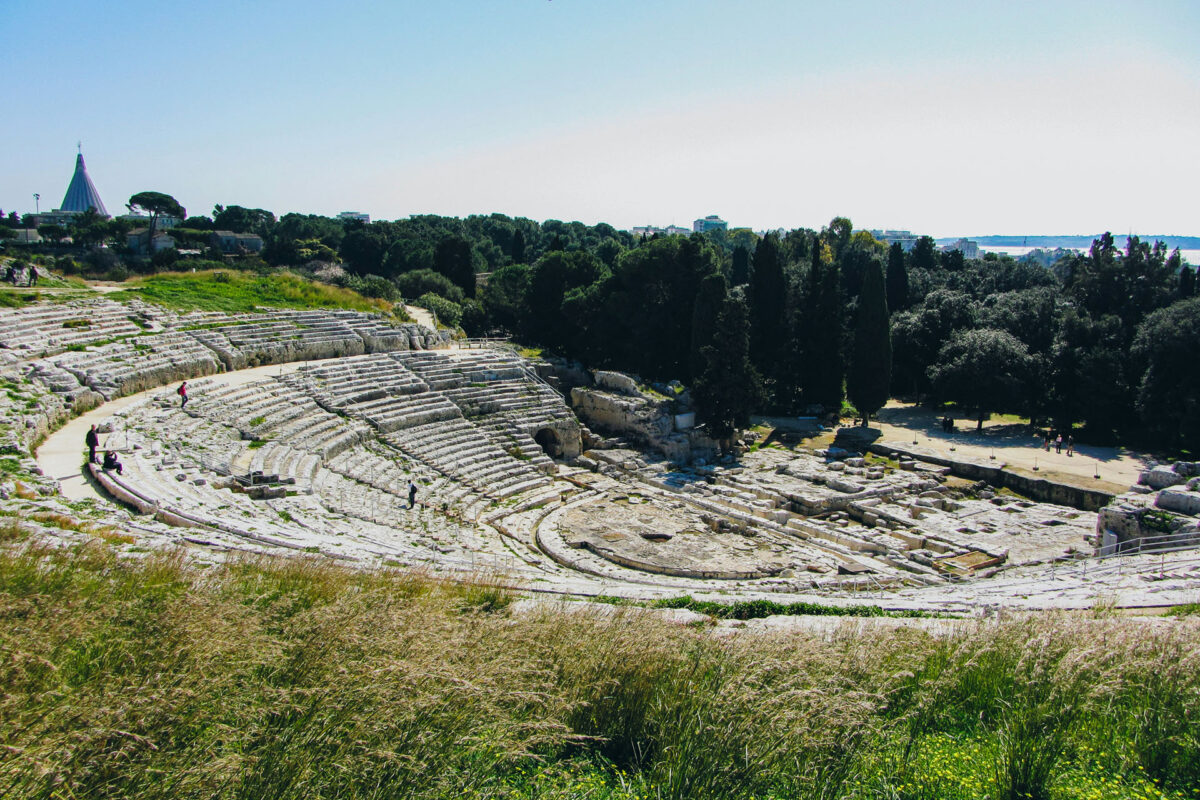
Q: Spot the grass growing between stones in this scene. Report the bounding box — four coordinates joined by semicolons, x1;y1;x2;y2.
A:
1;537;1198;800
115;270;392;314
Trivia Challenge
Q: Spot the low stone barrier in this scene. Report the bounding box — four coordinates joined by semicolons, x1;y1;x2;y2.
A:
869;442;1114;511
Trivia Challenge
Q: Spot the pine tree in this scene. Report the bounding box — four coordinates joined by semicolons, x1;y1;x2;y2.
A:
693;290;762;444
848;261;891;423
885;242;909;312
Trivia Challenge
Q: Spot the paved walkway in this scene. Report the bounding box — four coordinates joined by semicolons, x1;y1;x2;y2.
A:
36;362;304;503
871;401;1149;492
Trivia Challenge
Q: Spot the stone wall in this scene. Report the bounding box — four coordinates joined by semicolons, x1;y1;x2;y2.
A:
869;442;1114;511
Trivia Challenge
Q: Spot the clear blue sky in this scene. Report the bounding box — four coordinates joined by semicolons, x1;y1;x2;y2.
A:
2;0;1198;236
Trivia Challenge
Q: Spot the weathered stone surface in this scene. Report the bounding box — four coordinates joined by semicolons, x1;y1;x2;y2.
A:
1140;466;1185;490
593;370;640;396
1156;489;1200;516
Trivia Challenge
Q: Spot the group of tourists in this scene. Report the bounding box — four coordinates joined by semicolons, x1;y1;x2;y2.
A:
84;424;122;474
4;263;39;287
85;380;422;508
1041;429;1075;456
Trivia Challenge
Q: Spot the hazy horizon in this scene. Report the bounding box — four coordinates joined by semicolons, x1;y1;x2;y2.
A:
3;1;1198;238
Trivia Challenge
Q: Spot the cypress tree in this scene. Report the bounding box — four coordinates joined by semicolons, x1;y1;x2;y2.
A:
730;245;751;286
690;272;729;382
693;289;762;444
885;242;909;312
748;232;786;392
848;261;892;423
801;240;845;411
511;229;526;264
1177;264;1195;299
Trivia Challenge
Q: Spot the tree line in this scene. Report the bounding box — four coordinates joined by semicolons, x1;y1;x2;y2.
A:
5;199;1197;452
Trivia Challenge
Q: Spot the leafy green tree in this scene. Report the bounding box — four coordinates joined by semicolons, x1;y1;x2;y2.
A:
910;235;938;273
1131;297;1200;452
928;328;1033;431
848;262;891;423
128;191;185;248
433;235;477;298
341;224;391;274
212;204;275;236
1048;310;1127;436
415;292;463;327
37;224;67;245
71;207;113;248
381;235;434;276
480;264;530;332
692;289;762;444
395;269;464;304
526;251;608;351
886;242;909;312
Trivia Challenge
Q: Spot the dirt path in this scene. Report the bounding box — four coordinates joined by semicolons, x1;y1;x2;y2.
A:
37;362;305;503
871;401;1148;491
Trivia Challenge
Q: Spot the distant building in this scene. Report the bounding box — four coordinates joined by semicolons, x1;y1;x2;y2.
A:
630;224;692;238
338;211;370;224
693;215;728;234
127;228;176;255
59;151;108;217
943;238;980;259
34;151;111;227
869;229;919;252
211;230;264;255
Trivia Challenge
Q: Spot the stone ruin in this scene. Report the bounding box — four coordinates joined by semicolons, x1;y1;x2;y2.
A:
2;297;1198;612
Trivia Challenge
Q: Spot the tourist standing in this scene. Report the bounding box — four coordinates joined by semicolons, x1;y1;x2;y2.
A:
1055;434;1063;454
177;381;188;408
85;424;99;464
1067;435;1074;456
408;480;418;509
28;265;39;286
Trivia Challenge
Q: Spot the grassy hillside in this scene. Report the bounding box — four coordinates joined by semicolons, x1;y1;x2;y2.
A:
0;533;1197;800
113;269;395;314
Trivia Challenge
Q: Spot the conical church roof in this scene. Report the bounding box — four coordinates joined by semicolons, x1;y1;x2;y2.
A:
60;153;108;216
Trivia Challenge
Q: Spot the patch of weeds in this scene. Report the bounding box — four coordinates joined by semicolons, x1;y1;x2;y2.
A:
278;510;294;522
247;440;267;449
248;415;266;427
61;319;91;329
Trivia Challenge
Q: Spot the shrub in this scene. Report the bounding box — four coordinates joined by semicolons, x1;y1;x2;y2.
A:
396;268;464;304
416;292;463;327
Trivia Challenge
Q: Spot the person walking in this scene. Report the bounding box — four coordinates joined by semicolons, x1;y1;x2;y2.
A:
28;264;39;287
1067;435;1074;456
407;480;418;509
177;381;188;408
1055;434;1063;454
85;424;99;464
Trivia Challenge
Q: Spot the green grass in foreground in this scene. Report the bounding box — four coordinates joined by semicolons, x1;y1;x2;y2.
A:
113;269;392;314
1;537;1198;800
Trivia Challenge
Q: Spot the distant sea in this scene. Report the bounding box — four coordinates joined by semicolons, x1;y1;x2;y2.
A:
976;244;1200;265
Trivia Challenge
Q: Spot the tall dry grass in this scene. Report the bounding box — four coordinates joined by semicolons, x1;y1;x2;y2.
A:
1;538;1198;800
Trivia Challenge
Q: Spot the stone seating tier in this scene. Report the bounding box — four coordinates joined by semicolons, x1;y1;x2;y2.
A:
0;300;144;355
344;392;462;433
